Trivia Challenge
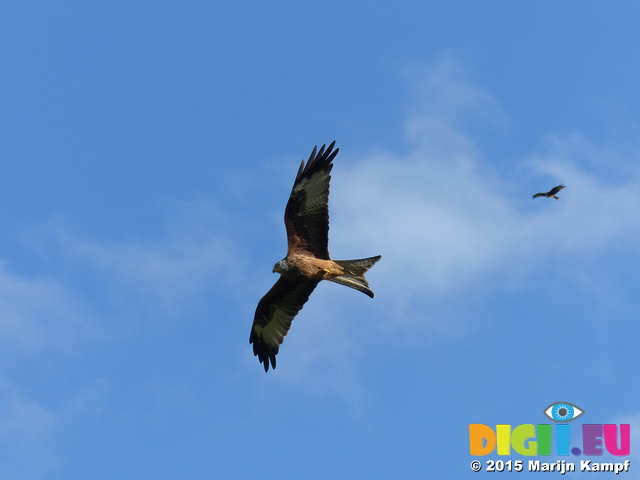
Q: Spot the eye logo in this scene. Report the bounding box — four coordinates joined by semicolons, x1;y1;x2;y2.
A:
543;402;584;422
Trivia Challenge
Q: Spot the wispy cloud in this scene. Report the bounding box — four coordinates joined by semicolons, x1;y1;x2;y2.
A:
331;60;640;305
0;380;58;479
0;377;110;480
0;262;95;353
403;53;509;131
35;210;248;318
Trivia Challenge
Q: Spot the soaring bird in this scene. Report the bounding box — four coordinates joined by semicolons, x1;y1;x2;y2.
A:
250;142;381;372
533;184;566;200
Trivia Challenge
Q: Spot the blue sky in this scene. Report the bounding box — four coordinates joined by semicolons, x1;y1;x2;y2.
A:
1;1;640;478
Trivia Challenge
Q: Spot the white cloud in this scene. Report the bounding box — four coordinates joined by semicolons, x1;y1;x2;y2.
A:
524;134;640;251
45;217;247;315
0;262;95;353
330;62;640;304
0;377;110;480
404;53;509;131
0;380;58;479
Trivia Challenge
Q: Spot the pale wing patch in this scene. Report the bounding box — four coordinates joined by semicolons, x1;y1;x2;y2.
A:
293;171;331;218
284;143;337;258
250;278;319;371
252;308;292;348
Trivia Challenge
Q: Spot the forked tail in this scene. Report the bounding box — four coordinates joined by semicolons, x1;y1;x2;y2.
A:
328;255;381;298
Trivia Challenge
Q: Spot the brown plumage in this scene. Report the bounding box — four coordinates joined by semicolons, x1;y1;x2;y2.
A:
250;142;381;372
533;184;566;200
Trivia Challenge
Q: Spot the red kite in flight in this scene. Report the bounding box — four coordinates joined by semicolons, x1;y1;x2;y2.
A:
533;184;566;200
250;142;381;372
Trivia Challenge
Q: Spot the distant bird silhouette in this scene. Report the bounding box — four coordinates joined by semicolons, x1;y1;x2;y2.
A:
533;184;565;200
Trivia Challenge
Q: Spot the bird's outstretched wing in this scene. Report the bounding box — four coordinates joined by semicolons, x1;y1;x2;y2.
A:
548;184;565;196
532;192;546;199
284;142;338;260
250;277;319;372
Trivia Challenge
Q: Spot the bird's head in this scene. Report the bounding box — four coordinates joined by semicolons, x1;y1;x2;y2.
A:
272;259;288;274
